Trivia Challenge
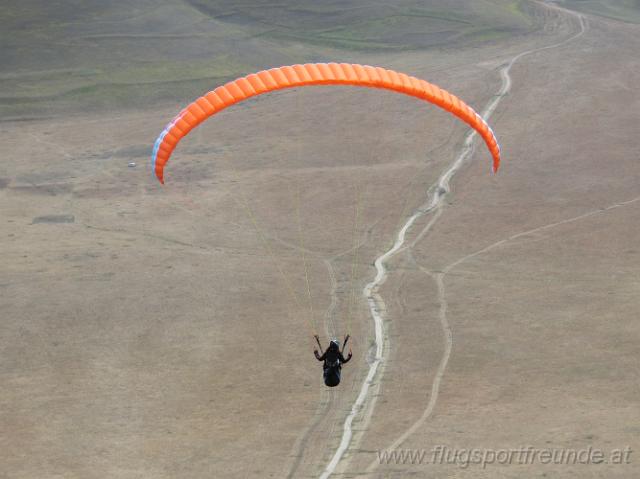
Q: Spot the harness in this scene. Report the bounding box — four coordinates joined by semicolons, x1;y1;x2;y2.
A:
324;358;341;370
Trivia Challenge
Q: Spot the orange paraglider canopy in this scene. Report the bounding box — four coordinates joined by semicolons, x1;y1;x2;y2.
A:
151;63;501;183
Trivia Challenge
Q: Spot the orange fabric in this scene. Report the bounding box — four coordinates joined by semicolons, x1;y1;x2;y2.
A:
152;63;500;183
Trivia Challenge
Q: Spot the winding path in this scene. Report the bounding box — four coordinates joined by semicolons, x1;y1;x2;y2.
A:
319;2;589;477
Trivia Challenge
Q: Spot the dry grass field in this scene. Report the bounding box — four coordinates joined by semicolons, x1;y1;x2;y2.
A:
1;1;639;478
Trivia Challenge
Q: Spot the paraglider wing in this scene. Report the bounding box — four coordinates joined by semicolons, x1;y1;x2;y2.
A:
151;63;501;183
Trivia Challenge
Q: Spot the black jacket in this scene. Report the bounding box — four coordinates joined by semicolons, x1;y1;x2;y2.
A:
315;347;351;367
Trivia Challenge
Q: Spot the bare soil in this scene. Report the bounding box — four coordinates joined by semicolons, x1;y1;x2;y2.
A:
1;1;638;478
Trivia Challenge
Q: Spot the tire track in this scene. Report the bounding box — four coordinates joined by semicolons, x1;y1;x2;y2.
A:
284;233;374;478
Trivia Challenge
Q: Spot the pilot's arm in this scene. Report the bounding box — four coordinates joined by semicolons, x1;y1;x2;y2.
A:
340;351;353;364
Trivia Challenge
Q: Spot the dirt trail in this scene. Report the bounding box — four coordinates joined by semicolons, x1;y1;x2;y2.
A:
318;2;588;477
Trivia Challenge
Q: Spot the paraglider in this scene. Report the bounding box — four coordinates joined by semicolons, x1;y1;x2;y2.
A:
151;62;501;184
150;63;501;387
314;335;352;387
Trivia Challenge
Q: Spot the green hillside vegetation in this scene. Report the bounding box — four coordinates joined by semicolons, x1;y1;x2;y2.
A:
561;0;640;23
1;0;535;118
